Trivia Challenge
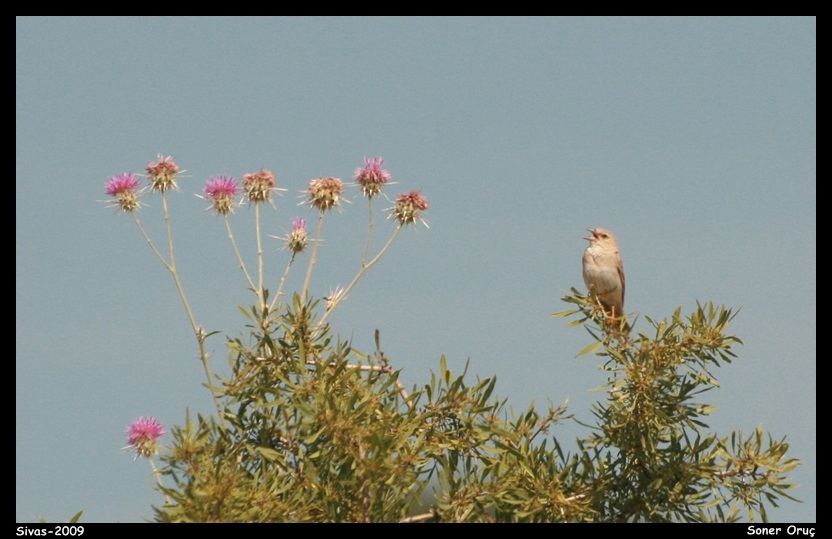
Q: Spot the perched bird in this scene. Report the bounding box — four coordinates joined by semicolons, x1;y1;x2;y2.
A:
582;228;629;333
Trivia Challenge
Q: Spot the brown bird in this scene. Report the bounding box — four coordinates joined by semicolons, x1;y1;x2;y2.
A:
582;228;629;333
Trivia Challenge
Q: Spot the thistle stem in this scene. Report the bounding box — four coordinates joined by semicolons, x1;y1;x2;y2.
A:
147;456;173;506
270;253;296;312
254;203;265;310
225;215;256;292
301;210;325;304
131;195;226;431
316;225;401;329
362;197;374;265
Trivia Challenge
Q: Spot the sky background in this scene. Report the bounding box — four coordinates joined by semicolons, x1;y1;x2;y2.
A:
16;17;815;523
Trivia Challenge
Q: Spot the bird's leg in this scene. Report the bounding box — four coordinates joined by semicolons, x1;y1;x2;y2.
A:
609;306;629;334
606;305;616;331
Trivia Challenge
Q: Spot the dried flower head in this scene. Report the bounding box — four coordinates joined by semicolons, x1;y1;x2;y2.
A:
146;155;181;193
203;176;239;215
242;169;276;203
105;173;142;213
307;177;344;211
286;217;307;254
354;156;391;198
391;190;429;227
125;417;164;459
324;285;347;311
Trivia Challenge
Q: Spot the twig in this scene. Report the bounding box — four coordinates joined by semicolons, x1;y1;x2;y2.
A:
400;511;436;523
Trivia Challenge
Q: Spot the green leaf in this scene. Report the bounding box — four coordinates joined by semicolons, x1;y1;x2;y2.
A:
576;341;602;358
256;447;282;462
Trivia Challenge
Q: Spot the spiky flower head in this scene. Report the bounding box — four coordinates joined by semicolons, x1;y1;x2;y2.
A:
354;156;391;198
286;217;307;254
125;417;164;459
325;285;347;311
105;173;142;213
203;176;239;215
146;155;180;193
242;169;276;203
391;190;429;227
307;177;344;211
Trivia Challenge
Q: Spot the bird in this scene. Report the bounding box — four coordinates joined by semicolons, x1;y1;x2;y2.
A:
582;228;629;333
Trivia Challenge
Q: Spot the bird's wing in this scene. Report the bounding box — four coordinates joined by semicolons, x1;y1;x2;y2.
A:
617;254;625;306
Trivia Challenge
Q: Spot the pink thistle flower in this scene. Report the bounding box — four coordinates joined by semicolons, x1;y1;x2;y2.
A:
105;173;142;213
391;190;429;227
242;169;276;203
307;177;344;211
125;416;165;459
354;156;391;198
146;155;181;193
286;217;307;254
106;173;140;196
203;175;239;215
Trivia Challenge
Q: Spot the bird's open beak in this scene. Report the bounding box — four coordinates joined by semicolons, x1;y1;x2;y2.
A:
584;228;597;241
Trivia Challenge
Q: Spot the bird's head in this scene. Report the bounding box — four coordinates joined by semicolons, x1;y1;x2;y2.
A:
584;228;617;244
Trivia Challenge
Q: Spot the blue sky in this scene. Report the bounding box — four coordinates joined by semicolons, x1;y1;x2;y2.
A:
16;17;815;523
